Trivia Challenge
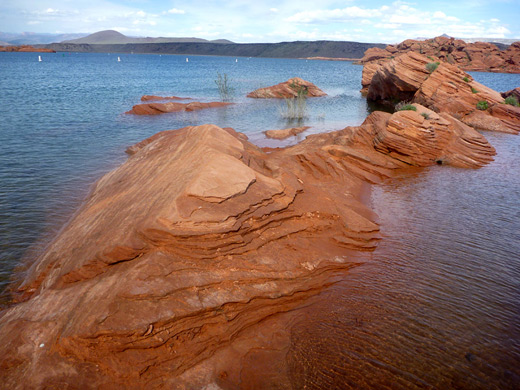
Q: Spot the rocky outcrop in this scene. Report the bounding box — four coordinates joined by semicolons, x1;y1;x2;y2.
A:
140;95;190;102
264;126;310;140
366;52;520;134
0;104;500;387
126;101;232;115
247;77;327;98
0;45;56;53
358;36;520;74
501;87;520;102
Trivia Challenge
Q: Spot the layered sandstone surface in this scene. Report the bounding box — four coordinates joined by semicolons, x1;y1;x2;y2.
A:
365;52;520;134
0;98;500;387
247;77;327;98
359;36;520;74
126;101;232;115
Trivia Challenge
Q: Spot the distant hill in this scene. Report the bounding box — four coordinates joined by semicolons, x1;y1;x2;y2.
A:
62;30;233;45
44;40;386;59
0;32;87;45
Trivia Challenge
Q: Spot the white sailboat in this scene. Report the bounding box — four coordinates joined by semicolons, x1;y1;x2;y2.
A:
235;58;238;63
38;55;42;62
186;57;189;62
117;56;121;62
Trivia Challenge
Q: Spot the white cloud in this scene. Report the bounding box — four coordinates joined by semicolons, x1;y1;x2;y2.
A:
166;8;185;15
286;6;383;23
270;8;279;13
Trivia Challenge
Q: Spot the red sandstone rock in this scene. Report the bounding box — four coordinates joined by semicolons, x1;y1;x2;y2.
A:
140;95;190;101
358;36;520;74
126;101;233;115
0;45;55;53
366;52;520;134
247;77;327;98
264;126;310;139
0;112;499;387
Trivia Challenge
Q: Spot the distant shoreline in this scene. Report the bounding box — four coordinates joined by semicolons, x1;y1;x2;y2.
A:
37;40;386;60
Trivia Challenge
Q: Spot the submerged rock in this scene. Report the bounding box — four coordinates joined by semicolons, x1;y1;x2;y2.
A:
140;95;190;101
126;101;232;115
247;77;327;98
264;126;310;140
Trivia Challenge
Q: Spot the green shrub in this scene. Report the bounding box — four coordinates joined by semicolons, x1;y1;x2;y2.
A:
395;101;417;111
476;100;489;110
504;95;520;107
426;61;440;73
279;87;308;120
463;76;470;82
215;73;234;102
471;87;479;94
421;112;430;119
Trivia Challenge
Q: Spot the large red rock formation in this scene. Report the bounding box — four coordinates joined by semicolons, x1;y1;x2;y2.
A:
0;103;499;387
126;101;232;115
0;45;55;53
358;36;520;74
366;52;520;134
247;77;327;98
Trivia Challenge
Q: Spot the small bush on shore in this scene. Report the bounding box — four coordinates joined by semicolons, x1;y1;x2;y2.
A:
395;101;417;111
463;77;470;82
476;100;489;110
421;112;430;119
504;96;520;107
471;87;479;94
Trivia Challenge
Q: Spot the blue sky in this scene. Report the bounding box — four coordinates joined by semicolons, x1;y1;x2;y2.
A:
1;0;519;43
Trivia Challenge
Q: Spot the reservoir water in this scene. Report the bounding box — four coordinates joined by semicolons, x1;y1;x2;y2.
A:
0;52;519;388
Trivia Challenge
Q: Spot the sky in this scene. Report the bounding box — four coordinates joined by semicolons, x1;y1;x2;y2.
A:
1;0;519;43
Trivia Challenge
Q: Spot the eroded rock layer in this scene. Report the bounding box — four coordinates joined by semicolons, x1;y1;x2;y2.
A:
247;77;327;98
366;52;520;134
0;106;499;387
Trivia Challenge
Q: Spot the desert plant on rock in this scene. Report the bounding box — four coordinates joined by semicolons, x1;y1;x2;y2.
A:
395;101;417;112
421;112;430;119
463;76;470;82
426;61;440;73
504;95;520;107
471;87;479;94
476;100;489;110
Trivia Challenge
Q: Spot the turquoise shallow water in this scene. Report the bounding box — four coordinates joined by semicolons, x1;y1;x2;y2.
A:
0;51;519;388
